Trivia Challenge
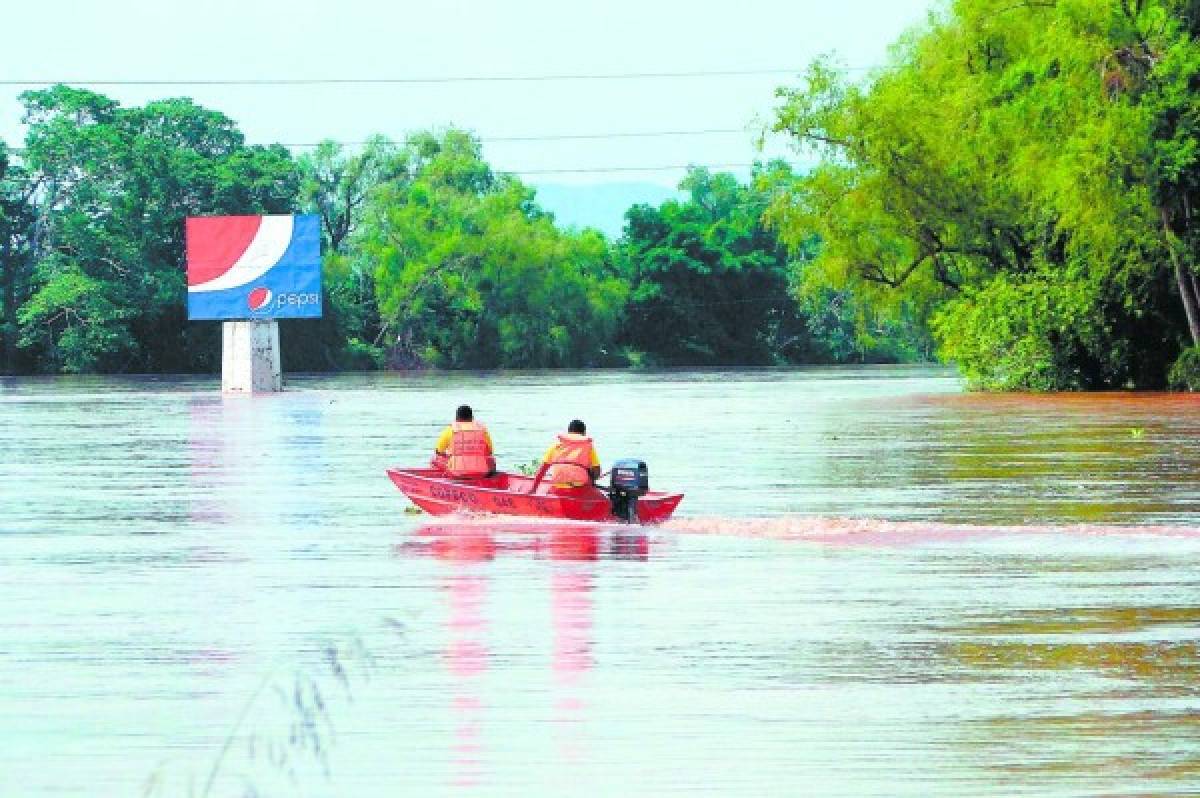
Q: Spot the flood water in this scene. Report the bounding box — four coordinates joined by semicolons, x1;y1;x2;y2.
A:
3;366;1200;796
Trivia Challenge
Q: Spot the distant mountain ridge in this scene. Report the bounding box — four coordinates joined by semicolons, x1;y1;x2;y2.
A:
532;182;681;238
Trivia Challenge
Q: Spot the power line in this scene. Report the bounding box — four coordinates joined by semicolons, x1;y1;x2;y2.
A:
504;163;763;175
278;128;754;148
7;127;785;156
0;66;877;88
2;148;779;174
485;127;749;142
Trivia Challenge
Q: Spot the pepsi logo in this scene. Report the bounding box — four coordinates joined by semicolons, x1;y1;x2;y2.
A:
247;287;273;311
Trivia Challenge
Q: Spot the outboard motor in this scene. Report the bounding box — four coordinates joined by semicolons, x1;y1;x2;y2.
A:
608;459;648;523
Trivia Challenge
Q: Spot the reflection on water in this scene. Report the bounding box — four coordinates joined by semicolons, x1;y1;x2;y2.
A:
398;522;629;792
3;368;1200;795
552;568;592;765
446;566;488;788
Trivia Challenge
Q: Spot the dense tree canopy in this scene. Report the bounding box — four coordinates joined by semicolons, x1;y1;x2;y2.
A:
615;165;802;365
0;88;925;377
0;137;37;374
357;131;627;368
615;164;928;365
769;0;1200;390
287;137;410;370
13;85;297;373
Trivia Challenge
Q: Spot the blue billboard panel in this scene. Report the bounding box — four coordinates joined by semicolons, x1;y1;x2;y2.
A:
186;214;322;320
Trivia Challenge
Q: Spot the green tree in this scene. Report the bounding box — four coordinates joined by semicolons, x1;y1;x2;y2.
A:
0;139;37;374
615;164;924;365
17;85;298;373
769;0;1200;389
1133;1;1200;385
289;137;411;370
615;165;805;365
298;136;409;256
360;130;627;368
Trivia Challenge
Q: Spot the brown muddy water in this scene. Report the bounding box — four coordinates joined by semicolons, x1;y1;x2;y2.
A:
2;366;1199;796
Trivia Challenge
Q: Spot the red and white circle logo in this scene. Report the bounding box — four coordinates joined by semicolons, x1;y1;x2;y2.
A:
247;287;273;311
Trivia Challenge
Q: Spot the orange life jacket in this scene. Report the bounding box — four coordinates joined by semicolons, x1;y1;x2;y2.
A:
545;433;594;487
447;421;493;478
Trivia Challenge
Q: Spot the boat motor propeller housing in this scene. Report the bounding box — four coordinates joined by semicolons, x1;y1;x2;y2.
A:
608;459;648;522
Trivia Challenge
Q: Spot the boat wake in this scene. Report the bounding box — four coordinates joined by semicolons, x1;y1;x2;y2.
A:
400;512;1200;549
662;516;1200;546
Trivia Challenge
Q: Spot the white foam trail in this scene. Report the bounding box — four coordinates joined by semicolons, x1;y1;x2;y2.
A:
663;516;1200;545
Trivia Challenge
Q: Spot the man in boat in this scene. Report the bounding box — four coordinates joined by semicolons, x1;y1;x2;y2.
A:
432;405;497;478
541;419;601;489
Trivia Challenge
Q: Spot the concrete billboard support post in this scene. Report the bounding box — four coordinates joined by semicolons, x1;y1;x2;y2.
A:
222;320;282;393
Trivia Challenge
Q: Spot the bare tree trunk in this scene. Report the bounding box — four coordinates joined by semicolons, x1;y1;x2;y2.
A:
1189;267;1200;324
1173;259;1200;345
1;245;14;375
1163;207;1200;346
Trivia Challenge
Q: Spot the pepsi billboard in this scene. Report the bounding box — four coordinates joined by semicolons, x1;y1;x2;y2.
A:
186;214;322;320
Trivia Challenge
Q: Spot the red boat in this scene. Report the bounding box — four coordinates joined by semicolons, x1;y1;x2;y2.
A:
386;464;684;524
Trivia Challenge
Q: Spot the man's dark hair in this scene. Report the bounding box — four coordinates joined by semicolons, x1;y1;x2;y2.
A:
568;419;586;434
456;405;474;421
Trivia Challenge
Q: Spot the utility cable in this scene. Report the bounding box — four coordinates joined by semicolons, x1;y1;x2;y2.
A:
278;128;753;147
504;163;763;175
0;66;878;87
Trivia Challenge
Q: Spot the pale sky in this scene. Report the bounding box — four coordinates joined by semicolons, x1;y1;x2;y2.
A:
1;0;938;187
